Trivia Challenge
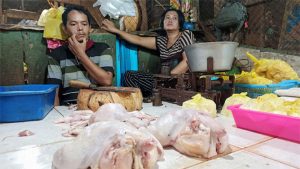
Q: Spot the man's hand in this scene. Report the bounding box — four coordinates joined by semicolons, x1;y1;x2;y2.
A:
68;34;87;60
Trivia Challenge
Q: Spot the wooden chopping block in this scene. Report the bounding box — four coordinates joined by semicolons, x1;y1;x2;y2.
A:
77;87;143;112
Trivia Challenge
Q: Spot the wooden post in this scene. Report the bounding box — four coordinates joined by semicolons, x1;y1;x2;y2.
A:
87;6;105;30
3;9;40;21
56;0;105;29
0;0;4;24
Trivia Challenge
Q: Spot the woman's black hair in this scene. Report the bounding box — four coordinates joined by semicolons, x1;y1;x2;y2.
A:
62;5;92;26
159;8;185;31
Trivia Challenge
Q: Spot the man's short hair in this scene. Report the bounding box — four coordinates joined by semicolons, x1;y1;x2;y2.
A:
62;5;92;26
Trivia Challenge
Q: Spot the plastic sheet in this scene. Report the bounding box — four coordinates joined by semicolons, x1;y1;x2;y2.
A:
93;0;136;19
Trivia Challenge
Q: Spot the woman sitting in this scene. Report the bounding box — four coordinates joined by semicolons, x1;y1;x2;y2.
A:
101;8;195;99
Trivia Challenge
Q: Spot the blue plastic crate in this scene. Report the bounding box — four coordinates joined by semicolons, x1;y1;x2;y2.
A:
235;80;300;98
0;84;58;122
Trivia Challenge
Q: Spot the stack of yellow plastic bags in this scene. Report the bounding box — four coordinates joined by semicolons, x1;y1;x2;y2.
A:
235;71;273;84
235;52;299;84
221;93;300;118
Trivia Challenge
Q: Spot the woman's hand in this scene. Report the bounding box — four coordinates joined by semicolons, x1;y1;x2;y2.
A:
101;19;119;34
170;52;189;75
68;34;87;60
101;19;156;50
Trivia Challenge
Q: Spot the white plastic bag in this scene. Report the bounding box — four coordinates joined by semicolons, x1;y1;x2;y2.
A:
93;0;136;19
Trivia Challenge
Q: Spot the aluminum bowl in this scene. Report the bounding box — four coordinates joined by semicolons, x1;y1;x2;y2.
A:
184;41;239;72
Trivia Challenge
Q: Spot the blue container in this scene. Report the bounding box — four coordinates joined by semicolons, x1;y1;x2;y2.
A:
183;22;195;31
0;84;58;122
235;80;300;98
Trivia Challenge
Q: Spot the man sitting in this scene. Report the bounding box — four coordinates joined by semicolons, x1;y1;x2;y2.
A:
47;5;114;105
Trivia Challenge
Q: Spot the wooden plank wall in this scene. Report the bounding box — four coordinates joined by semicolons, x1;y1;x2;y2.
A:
279;0;300;52
263;0;286;49
244;3;266;47
0;30;24;84
214;0;287;49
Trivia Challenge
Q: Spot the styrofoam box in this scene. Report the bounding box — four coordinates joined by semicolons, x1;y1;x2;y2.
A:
228;104;300;143
0;84;58;122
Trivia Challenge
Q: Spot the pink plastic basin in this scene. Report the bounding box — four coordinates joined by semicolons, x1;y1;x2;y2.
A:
228;104;300;143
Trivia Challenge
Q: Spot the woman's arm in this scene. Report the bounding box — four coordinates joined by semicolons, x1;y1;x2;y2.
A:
170;30;195;75
101;19;157;50
170;52;189;75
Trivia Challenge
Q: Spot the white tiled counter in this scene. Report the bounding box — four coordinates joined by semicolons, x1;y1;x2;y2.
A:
0;102;299;169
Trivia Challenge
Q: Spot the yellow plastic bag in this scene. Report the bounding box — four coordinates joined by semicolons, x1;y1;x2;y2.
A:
241;94;286;114
246;52;299;83
37;9;49;26
43;6;67;40
182;94;217;117
221;92;251;117
235;71;273;84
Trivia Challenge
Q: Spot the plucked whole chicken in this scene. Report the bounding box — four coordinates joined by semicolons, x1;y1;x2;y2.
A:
53;103;229;165
52;121;164;169
89;104;229;158
89;103;156;128
147;109;229;158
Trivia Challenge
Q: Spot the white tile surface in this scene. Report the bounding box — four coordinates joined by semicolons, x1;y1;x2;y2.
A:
216;115;272;148
189;150;297;169
0;108;73;154
141;102;182;116
1;103;299;169
248;139;300;168
0;141;72;169
158;148;205;169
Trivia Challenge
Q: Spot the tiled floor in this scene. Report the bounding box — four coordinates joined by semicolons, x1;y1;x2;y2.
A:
0;102;299;169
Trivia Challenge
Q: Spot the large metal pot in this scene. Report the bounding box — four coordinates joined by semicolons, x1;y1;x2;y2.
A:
184;41;239;72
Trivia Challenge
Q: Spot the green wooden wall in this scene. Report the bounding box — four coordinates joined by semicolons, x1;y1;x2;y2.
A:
0;30;116;86
0;30;46;85
138;47;161;74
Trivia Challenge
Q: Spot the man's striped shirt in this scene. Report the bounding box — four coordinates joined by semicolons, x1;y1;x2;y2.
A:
47;42;114;105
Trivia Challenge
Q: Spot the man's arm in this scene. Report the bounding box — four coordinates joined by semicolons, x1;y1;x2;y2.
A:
68;35;113;86
54;88;60;106
46;56;62;106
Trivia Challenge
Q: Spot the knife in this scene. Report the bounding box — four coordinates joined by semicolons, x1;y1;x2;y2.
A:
69;80;136;93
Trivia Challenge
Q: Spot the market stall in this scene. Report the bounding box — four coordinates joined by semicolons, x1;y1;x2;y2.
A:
0;0;300;168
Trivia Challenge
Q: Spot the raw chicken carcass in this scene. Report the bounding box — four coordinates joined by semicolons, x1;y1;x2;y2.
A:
147;109;229;158
52;121;164;169
89;103;157;128
54;110;94;137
